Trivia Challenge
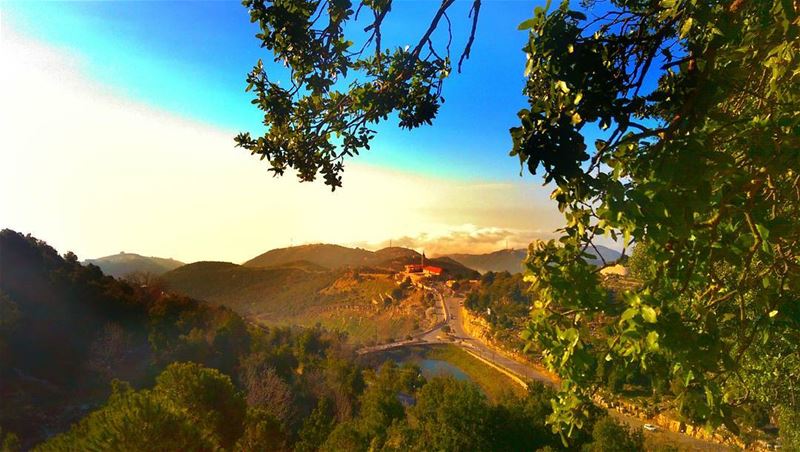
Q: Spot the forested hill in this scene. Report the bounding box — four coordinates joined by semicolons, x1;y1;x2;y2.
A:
243;243;479;278
84;252;184;278
0;229;248;446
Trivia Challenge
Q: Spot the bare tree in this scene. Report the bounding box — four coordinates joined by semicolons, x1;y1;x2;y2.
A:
86;322;129;380
243;365;296;426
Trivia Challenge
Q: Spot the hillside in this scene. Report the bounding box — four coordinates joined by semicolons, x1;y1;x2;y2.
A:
584;245;623;266
162;262;440;344
446;249;528;274
0;230;247;446
243;244;373;269
83;252;184;278
244;244;480;279
163;261;336;317
446;245;623;274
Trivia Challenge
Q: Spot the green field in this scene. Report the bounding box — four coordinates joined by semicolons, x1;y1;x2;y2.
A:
364;344;526;402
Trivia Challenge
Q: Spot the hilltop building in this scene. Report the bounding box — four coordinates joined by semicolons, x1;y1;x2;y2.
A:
403;251;444;277
423;265;443;276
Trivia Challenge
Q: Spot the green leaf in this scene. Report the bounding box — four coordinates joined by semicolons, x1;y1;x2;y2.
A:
646;331;660;350
680;18;693;38
756;223;770;240
641;306;657;323
620;307;638;323
518;18;536;30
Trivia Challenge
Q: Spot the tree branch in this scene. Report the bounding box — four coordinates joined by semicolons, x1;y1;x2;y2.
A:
458;0;481;73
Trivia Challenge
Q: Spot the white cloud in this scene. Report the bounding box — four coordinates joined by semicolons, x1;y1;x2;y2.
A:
354;224;556;256
0;25;562;263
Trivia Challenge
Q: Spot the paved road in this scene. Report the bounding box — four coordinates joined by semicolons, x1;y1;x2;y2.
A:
440;291;554;385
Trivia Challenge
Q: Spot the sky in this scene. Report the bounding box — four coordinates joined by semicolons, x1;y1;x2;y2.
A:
1;0;570;263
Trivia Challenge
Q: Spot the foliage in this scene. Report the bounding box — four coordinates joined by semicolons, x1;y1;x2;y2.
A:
407;376;493;451
296;398;338;452
37;380;221;451
319;421;368;452
355;362;412;442
626;243;653;281
236;0;484;188
39;365;281;452
486;382;566;451
0;428;19;452
235;408;289;451
0;229;358;447
514;0;800;436
778;406;800;451
465;271;532;331
581;416;644;452
153;362;247;449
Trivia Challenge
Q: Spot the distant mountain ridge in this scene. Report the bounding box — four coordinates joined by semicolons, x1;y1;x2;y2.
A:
84;252;184;278
244;244;479;278
445;245;623;274
445;249;529;274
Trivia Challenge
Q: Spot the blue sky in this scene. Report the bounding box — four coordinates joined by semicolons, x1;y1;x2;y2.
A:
4;1;605;262
5;0;545;181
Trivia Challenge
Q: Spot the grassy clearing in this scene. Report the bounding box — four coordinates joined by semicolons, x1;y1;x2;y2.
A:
426;344;527;401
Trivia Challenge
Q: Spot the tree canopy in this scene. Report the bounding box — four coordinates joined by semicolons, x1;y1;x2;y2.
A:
237;0;800;440
518;0;800;435
235;0;482;188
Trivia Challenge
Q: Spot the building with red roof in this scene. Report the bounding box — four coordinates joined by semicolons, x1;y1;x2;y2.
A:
422;266;443;276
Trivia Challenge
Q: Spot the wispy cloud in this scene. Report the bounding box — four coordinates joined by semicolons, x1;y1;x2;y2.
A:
353;224;557;256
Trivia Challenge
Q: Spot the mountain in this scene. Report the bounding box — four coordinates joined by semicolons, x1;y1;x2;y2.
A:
585;245;623;266
446;245;623;274
83;252;184;278
372;246;420;262
244;244;373;269
445;249;528;274
244;244;479;279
